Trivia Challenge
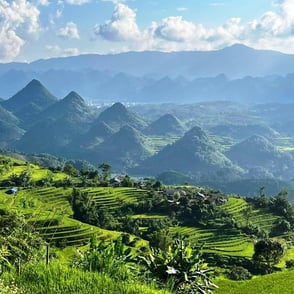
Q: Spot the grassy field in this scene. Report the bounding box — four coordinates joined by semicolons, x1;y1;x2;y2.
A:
215;269;294;294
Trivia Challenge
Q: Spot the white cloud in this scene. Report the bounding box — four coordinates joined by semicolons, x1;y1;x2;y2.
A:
57;22;80;39
46;44;61;53
0;0;41;61
154;16;205;42
63;47;79;56
177;7;187;12
65;0;90;5
210;2;225;7
95;3;140;41
249;0;294;36
94;0;294;54
37;0;49;5
0;29;25;61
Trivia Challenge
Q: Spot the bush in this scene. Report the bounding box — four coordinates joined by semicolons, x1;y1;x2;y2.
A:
286;259;294;269
227;266;252;280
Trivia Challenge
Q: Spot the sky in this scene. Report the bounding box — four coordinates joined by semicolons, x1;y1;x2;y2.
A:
1;0;294;62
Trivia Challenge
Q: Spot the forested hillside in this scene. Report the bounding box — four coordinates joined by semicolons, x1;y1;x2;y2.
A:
0;154;294;293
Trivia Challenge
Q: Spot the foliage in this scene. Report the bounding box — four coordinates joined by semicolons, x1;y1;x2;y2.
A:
227;265;252;280
139;239;217;293
0;279;23;294
0;209;43;268
285;259;294;268
72;237;135;281
253;239;285;272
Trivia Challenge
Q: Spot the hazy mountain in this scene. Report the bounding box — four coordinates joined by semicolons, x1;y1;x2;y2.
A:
2;45;294;102
71;121;115;151
2;79;57;124
39;91;96;122
90;125;151;170
0;105;24;147
144;114;186;136
226;135;293;178
14;112;92;155
135;126;241;177
209;123;280;141
227;135;282;165
96;102;148;131
2;44;294;78
13;92;96;154
0;121;24;148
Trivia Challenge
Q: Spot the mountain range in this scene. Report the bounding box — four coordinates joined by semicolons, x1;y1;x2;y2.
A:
1;79;294;189
2;45;294;103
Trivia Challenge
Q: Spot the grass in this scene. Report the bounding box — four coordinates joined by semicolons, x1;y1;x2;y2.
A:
215;269;294;294
2;262;170;294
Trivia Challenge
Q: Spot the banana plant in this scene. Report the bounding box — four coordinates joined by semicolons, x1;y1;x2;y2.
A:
139;239;217;293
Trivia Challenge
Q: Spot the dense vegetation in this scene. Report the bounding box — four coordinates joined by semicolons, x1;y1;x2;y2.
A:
0;154;294;293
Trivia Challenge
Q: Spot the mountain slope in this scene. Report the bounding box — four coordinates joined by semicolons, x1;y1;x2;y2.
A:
39;91;95;122
90;125;151;171
2;79;57;124
0;105;24;147
13;91;97;154
209;123;280;140
144;114;186;136
135;126;241;177
70;121;115;151
226;135;291;166
96;102;148;131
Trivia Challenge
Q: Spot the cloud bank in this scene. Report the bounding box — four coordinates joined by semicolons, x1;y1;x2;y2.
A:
95;1;294;53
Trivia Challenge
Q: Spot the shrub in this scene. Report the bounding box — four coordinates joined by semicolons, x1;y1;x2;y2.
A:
286;259;294;269
227;265;252;280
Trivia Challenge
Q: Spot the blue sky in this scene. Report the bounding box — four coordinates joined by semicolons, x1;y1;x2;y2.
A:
1;0;294;62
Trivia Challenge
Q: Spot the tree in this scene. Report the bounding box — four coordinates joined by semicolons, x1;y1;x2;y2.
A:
63;163;78;176
98;163;111;182
253;239;285;272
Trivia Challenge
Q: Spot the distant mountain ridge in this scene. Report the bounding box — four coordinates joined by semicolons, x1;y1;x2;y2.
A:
1;45;293;78
2;45;294;102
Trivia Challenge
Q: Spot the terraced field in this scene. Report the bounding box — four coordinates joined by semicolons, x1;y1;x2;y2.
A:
170;226;253;257
222;197;280;231
81;187;148;210
0;187;119;247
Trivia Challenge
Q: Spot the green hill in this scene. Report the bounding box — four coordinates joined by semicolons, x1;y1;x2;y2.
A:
90;125;151;170
14;92;97;155
40;91;95;122
72;121;115;151
96;102;148;131
144;113;186;136
136;126;242;177
2;79;57;126
226;135;293;178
